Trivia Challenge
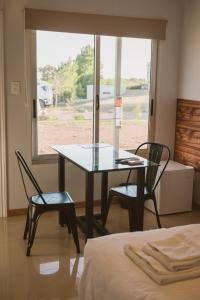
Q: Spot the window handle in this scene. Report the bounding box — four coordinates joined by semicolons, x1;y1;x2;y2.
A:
33;99;37;119
96;94;100;111
150;99;154;116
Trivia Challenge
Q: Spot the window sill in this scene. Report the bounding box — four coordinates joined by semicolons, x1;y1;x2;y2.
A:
32;153;58;165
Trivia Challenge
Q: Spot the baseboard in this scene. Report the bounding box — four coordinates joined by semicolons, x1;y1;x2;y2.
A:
8;208;27;216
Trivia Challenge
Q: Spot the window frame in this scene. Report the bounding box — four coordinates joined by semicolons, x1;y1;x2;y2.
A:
26;30;158;163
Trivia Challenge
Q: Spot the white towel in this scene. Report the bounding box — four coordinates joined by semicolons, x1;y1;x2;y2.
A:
143;226;200;271
124;244;200;285
143;244;200;271
148;232;200;261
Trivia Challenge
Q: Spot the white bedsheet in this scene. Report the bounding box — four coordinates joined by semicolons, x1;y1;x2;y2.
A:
79;224;200;300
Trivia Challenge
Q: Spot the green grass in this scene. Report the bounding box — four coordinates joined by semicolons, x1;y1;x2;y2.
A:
74;114;85;120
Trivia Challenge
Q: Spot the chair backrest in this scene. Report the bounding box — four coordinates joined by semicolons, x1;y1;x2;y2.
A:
15;150;47;204
136;142;170;192
127;142;170;192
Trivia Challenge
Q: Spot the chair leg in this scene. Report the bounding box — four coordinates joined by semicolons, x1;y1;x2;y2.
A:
65;215;71;234
59;211;71;233
67;206;80;253
27;217;33;256
152;194;162;228
102;192;113;226
27;207;34;251
23;207;30;240
26;209;40;256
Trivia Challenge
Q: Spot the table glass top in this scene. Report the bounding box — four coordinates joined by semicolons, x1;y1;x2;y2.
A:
52;144;158;173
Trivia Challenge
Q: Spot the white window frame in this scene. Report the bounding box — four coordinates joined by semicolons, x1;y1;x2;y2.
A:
27;30;157;163
148;39;158;142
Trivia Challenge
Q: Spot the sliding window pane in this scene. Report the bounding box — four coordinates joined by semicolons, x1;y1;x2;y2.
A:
120;38;151;150
99;36;116;145
36;31;94;154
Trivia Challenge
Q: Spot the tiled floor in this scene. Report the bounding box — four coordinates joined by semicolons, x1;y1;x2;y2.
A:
0;204;200;300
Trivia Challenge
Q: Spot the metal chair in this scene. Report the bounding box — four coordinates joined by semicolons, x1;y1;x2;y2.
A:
15;150;80;256
103;142;170;231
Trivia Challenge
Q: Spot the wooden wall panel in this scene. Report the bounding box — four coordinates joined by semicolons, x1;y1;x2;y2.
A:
174;99;200;170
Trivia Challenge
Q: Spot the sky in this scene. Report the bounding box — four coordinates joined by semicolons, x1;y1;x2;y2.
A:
37;31;151;80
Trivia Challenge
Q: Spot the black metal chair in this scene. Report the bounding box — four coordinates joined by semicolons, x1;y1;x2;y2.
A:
103;142;170;231
15;150;80;256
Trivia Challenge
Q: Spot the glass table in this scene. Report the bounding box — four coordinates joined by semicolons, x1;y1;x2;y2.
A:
52;143;158;239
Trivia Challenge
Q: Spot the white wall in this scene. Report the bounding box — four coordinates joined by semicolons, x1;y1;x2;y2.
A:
4;0;183;209
178;0;200;100
0;9;7;217
178;0;200;204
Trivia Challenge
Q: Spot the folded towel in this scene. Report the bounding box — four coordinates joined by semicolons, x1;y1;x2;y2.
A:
124;244;200;285
148;227;200;262
143;244;200;271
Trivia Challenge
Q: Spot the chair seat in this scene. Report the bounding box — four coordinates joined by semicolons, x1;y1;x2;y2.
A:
111;185;151;199
31;192;74;205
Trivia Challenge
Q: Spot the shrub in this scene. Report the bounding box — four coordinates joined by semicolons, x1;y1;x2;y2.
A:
74;114;85;121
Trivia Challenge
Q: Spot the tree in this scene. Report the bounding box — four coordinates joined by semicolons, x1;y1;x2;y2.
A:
75;45;94;98
57;59;78;103
38;44;95;104
39;64;59;106
39;65;56;82
39;60;78;105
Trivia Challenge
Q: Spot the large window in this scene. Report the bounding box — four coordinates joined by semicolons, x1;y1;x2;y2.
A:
30;30;157;158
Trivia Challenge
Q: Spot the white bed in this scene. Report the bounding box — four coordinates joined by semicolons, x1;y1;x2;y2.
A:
79;224;200;300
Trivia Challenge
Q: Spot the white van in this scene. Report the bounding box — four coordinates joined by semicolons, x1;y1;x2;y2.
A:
37;81;53;108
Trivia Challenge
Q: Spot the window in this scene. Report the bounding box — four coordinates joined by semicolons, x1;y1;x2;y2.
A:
29;30;157;160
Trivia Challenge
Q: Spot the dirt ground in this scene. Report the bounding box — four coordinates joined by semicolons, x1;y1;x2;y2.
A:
38;120;148;154
37;95;149;154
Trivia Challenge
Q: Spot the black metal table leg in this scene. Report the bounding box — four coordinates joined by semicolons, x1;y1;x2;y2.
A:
134;168;145;231
85;172;94;239
58;155;65;192
101;172;108;221
58;155;65;226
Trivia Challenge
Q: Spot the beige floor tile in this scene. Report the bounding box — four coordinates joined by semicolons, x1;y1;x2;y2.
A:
0;205;200;299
